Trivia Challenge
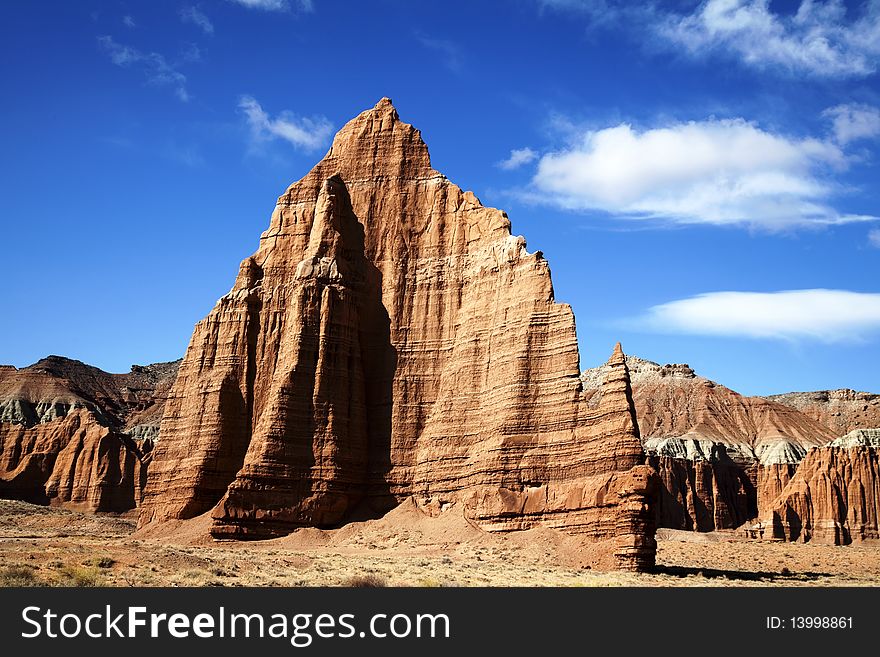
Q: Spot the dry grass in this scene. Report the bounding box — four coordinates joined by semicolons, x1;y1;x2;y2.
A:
59;565;103;587
0;499;877;588
342;574;387;587
0;564;39;586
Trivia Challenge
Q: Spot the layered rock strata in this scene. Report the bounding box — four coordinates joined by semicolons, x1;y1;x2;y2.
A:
0;357;178;511
582;356;834;531
139;99;657;570
766;389;880;437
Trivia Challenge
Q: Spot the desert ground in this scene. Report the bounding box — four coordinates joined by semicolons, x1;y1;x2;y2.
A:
0;499;877;587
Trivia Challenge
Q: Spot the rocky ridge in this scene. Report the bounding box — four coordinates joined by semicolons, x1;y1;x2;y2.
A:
766;444;879;544
766;389;880;437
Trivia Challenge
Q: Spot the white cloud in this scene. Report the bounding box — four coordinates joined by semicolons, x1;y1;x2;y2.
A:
528;117;878;229
659;0;880;78
239;95;332;151
180;6;214;35
823;103;880;144
179;43;203;63
97;36;190;102
497;147;538;170
870;228;880;248
122;15;136;28
638;289;880;343
228;0;314;11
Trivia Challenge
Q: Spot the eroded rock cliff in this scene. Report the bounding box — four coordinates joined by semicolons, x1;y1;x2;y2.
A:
0;357;178;511
582;356;833;531
767;443;879;544
139;99;657;569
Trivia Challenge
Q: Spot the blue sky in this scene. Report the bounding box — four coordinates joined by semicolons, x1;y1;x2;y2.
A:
1;0;878;396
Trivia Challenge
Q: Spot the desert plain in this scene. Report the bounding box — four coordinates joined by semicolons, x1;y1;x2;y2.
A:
1;499;877;588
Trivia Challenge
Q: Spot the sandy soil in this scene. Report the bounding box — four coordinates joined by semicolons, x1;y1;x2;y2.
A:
0;499;878;587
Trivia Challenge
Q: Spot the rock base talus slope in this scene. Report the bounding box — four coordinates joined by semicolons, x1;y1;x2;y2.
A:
139;99;657;570
767;444;879;545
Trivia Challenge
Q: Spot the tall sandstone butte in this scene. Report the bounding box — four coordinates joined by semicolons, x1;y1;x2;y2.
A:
139;98;656;570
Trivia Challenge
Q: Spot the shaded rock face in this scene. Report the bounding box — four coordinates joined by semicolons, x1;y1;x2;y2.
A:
767;446;879;545
212;176;387;536
582;356;833;532
140;99;656;569
648;453;758;532
0;357;179;511
766;389;880;437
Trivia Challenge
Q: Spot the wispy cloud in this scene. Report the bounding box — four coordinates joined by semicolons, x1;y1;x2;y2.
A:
97;36;190;102
870;228;880;249
180;6;214;35
122;15;136;28
534;1;880;78
657;0;880;78
239;95;332;151
634;289;880;343
165;144;206;168
525;116;876;230
823;103;880;145
535;0;622;27
228;0;314;11
497;147;538;170
415;33;464;72
180;43;203;63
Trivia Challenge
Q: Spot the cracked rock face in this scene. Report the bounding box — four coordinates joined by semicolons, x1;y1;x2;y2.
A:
139;99;657;570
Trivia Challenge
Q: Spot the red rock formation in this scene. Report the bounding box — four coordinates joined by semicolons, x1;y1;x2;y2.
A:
766;389;880;437
0;357;178;511
757;462;798;524
139;99;656;569
0;409;145;511
767;445;879;544
613;465;658;571
582;356;833;531
649;453;757;532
